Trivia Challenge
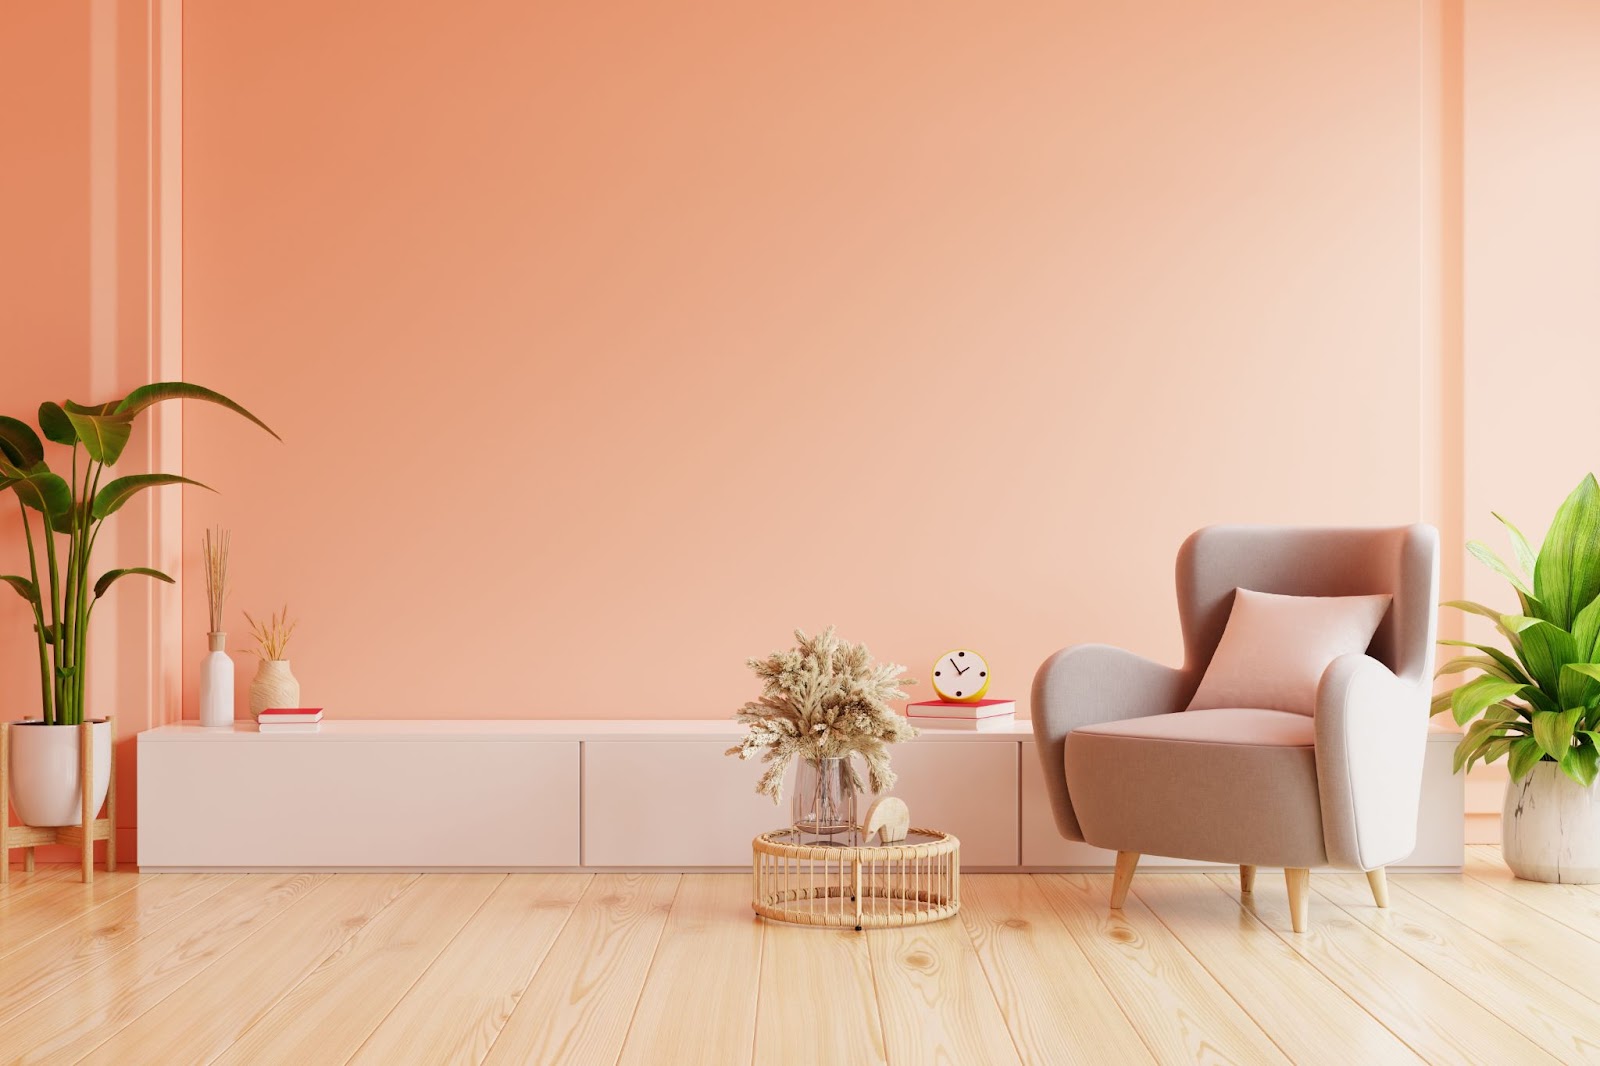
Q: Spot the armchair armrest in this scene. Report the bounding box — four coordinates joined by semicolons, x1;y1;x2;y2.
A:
1031;644;1193;841
1315;653;1430;870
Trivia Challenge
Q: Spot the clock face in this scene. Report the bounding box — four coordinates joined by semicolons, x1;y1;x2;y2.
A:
931;649;990;702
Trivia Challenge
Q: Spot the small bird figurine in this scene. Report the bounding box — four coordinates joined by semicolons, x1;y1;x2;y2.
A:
864;797;910;843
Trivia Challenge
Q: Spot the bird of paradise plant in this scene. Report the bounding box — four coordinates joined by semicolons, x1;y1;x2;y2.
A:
0;384;277;725
1435;474;1600;786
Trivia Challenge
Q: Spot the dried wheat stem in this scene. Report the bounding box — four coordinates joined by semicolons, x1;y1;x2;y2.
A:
202;526;230;633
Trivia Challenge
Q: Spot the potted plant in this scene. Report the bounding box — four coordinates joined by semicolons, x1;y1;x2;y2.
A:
1436;473;1600;882
725;626;916;836
0;384;275;827
245;605;300;720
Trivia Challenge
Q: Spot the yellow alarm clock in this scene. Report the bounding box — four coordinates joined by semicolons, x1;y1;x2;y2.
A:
931;649;990;702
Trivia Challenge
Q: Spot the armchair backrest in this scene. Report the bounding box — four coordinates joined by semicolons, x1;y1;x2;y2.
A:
1176;524;1441;686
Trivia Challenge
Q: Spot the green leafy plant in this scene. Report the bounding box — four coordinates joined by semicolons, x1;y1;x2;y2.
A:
1435;474;1600;786
726;626;917;801
0;384;277;725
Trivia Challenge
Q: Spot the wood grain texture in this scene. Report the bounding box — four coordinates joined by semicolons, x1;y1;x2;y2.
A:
1219;873;1558;1065
1;856;1599;1064
616;875;761;1066
869;909;1024;1066
1401;867;1600;1001
0;873;326;1065
1316;871;1600;1062
960;874;1155;1065
214;874;504;1066
1133;875;1421;1065
0;873;235;1028
1035;873;1290;1065
1465;846;1600;940
754;920;886;1066
481;873;679;1066
0;871;145;958
350;874;590;1066
0;863;75;898
75;874;418;1066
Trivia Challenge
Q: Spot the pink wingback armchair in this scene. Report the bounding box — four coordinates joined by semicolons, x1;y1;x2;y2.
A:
1032;525;1440;931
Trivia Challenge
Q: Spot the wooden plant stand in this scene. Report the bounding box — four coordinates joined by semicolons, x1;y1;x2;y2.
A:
0;716;117;883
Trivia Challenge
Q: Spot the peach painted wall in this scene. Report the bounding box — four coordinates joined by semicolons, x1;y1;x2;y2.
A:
181;1;1432;720
2;0;182;861
1459;0;1600;834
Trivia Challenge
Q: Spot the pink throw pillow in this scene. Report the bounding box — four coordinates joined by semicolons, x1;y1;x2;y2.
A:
1187;588;1392;717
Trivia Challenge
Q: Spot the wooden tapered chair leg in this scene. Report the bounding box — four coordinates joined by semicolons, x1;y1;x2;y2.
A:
1366;867;1388;908
23;849;34;873
1285;868;1310;933
1110;851;1139;909
1240;864;1256;894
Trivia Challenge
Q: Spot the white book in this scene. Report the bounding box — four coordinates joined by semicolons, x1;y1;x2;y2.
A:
906;713;1017;732
258;723;321;734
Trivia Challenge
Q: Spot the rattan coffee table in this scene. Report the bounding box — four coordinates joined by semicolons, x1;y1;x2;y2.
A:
752;827;959;931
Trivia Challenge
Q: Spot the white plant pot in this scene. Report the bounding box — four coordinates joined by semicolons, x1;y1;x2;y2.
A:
1503;761;1600;883
8;719;114;828
248;659;301;721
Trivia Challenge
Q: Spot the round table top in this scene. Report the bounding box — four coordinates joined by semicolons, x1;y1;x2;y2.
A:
755;827;956;855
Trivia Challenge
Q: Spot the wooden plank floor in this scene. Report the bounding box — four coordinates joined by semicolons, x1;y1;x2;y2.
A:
1;849;1596;1064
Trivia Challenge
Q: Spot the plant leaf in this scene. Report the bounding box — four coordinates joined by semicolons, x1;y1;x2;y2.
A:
1439;602;1526;649
62;404;135;465
1494;512;1539;575
0;458;72;522
1471;735;1515;772
1437;639;1530;682
93;567;175;600
1468;540;1536;600
93;473;212;520
1562;661;1600;711
1533;706;1584;762
0;575;40;604
1532;473;1600;630
1450;676;1528;726
36;402;77;445
1573;594;1600;663
1563;732;1600;787
1509;736;1545;781
115;382;281;441
0;417;44;468
1436;655;1518;682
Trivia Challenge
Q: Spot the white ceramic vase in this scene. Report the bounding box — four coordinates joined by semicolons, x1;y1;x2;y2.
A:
1502;761;1600;883
7;719;113;827
248;659;301;720
199;632;234;728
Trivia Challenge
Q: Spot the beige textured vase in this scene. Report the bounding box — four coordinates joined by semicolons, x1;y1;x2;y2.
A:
248;660;302;720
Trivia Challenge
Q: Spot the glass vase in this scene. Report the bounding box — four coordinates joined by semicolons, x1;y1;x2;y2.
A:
792;756;858;841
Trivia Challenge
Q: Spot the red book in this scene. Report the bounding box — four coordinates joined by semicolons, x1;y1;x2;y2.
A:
904;699;1015;720
259;707;323;723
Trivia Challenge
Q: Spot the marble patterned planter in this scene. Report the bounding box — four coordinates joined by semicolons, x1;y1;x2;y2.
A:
1503;761;1600;884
